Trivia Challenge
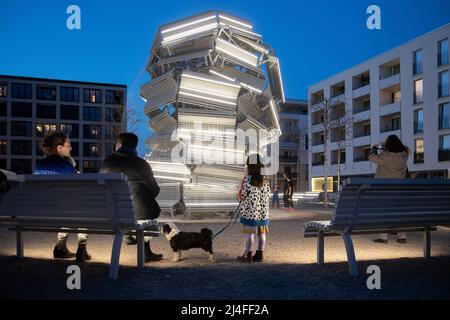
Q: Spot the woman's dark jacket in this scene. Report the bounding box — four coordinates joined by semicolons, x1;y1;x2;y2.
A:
100;148;161;220
35;155;78;175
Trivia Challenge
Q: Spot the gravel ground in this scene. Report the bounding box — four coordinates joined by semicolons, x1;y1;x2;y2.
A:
1;209;450;300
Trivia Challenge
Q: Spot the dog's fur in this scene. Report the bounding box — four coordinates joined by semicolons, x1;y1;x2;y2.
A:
161;223;214;262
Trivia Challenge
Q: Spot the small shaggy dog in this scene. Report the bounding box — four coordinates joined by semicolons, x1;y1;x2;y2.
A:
161;223;215;262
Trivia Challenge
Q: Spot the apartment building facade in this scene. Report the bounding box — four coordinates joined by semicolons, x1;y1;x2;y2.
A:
270;99;309;192
0;75;127;174
308;23;450;192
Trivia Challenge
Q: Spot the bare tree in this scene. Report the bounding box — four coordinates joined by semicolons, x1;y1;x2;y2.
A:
125;95;142;133
309;97;350;206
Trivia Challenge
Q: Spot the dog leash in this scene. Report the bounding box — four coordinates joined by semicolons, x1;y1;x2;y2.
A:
212;202;241;239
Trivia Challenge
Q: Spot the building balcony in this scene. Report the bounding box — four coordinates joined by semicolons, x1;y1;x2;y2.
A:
311;144;324;153
312;161;324;167
280;141;299;149
379;102;401;116
353;109;370;121
352;84;370;98
379;73;400;90
353;135;371;147
311;123;324;133
280;156;298;163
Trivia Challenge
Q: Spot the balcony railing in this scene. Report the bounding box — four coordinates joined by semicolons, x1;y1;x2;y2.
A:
312;161;324;166
280;156;298;163
353;156;369;162
381;125;401;133
438;149;450;161
380;68;400;80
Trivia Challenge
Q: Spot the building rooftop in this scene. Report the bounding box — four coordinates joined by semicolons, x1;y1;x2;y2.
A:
0;74;127;88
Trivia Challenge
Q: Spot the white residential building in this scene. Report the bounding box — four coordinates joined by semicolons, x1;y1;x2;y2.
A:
308;23;450;192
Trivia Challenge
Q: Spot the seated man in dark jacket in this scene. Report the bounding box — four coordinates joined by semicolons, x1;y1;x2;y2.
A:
100;132;163;262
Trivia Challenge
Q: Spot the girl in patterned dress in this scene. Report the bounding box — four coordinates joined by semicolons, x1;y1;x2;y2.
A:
237;154;271;263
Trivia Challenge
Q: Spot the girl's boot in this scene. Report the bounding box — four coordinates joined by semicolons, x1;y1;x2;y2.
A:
237;252;252;263
252;250;264;262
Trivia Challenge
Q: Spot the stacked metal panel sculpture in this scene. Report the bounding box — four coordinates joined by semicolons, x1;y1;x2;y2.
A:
140;10;285;214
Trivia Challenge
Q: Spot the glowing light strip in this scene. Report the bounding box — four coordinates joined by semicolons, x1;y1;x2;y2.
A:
162;22;218;44
154;175;191;182
218;15;253;29
269;99;281;134
181;73;241;89
240;82;262;94
217;38;258;60
161;15;216;34
179;85;237;100
219;22;261;38
153;168;192;175
209;69;236;82
276;58;286;103
189;144;246;153
178;128;236;135
178;91;236;106
148;160;187;166
185;202;239;206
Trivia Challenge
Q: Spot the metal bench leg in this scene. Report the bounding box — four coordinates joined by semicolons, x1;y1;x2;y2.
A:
16;227;24;258
317;231;324;265
342;233;358;276
136;230;145;268
423;227;431;259
109;233;123;280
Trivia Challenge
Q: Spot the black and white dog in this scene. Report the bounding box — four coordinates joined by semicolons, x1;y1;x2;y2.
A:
161;223;215;262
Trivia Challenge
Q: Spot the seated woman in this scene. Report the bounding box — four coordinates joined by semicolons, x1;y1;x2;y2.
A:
368;134;409;244
35;132;91;261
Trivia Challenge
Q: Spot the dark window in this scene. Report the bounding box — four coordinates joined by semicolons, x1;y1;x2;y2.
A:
83;106;102;121
105;125;120;139
438;134;450;161
36;123;57;137
36;140;43;156
36;104;56;119
105;107;123;123
0;159;6;169
439;102;449;130
11;83;32;99
105;90;124;105
414;109;424;134
11;140;32;155
83;160;101;173
438;70;449;98
83;143;101;157
0;140;6;155
11;102;32;117
0;83;7;97
83;124;102;139
60;123;79;139
11;121;32;136
105;143;114;156
70;141;79;157
83;89;102;104
36;86;56;101
0;122;6;136
10;159;32;174
60;87;80;102
60;105;79;120
0;102;6;117
413;49;423;75
438;38;449;66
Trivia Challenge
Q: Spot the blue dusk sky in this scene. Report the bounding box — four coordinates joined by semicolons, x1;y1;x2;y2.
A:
1;0;449;155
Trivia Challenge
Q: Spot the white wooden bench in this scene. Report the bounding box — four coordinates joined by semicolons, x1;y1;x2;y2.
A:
304;178;450;276
0;173;159;279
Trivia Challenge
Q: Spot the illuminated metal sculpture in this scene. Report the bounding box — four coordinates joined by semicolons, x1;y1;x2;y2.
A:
140;10;285;215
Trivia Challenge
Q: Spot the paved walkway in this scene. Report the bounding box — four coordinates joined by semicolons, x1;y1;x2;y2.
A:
1;205;449;299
